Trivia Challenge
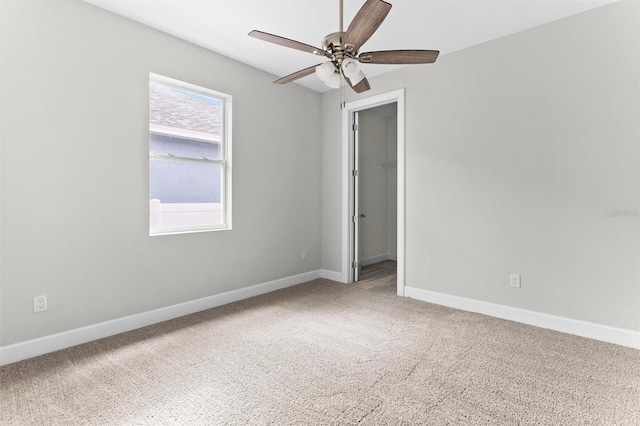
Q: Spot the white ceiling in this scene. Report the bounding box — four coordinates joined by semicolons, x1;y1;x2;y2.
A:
83;0;618;93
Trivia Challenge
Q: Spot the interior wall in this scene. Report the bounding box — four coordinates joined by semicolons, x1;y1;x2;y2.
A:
319;94;343;275
320;1;640;331
386;115;397;258
0;0;321;346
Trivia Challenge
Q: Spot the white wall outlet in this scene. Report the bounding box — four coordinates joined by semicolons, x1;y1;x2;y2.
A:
510;274;521;288
34;295;48;312
301;250;307;261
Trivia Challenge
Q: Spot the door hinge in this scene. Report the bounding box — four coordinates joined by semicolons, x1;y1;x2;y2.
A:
352;215;359;223
352;123;358;131
352;169;358;177
352;261;359;269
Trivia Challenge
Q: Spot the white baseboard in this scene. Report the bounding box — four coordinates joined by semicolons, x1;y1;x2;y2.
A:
404;287;640;350
361;253;397;266
361;254;388;266
320;269;344;282
0;270;322;367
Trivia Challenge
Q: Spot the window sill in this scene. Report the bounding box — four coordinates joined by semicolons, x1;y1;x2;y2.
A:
150;225;231;236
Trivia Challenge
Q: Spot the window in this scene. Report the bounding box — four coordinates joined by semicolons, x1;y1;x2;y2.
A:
149;73;232;235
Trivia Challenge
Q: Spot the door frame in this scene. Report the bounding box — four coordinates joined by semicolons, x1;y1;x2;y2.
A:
341;88;406;296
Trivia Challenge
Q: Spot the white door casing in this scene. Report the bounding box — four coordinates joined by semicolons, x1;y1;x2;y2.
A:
352;111;362;282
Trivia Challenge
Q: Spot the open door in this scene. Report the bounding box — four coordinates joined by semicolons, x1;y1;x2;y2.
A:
352;111;361;282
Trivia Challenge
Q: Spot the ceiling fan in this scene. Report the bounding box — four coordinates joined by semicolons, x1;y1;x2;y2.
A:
249;0;439;93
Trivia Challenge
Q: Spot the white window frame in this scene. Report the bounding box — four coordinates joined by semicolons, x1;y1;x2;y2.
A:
149;73;232;236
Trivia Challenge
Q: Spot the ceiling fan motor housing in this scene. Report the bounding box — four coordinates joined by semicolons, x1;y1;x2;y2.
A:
322;31;357;65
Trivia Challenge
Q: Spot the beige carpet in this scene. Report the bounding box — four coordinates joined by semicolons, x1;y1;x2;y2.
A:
1;261;639;425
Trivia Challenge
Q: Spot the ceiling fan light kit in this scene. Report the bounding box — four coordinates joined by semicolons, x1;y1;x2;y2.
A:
341;58;361;79
316;61;338;80
349;71;366;85
325;71;343;89
249;0;439;93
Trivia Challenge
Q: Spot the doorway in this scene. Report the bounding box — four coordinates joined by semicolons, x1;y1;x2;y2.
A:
341;89;406;296
353;104;397;282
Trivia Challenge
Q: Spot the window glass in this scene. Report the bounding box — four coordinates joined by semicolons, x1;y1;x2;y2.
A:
149;74;231;235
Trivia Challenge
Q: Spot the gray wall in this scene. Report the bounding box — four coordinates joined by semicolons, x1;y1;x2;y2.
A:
386;116;397;257
0;0;321;346
320;1;640;331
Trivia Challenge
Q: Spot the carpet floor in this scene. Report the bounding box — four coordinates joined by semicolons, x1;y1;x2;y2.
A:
1;261;639;425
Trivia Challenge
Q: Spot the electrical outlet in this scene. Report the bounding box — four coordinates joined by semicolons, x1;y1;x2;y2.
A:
34;295;48;312
510;274;521;288
301;250;307;261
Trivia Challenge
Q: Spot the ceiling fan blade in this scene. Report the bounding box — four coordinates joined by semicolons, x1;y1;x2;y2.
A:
249;30;327;56
343;0;392;53
345;75;371;93
359;49;440;64
274;64;323;84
